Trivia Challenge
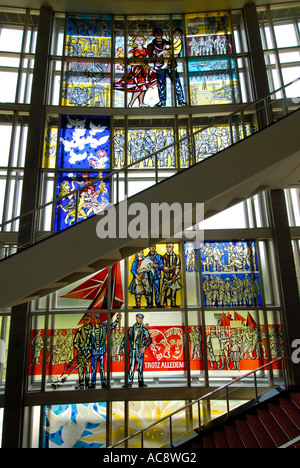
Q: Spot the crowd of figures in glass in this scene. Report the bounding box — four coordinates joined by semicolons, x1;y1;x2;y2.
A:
113;127;191;168
200;240;263;308
61;12;238;108
55;115;110;230
205;311;283;372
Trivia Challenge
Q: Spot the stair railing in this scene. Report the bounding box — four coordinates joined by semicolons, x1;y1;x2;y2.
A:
0;77;300;258
279;434;300;448
109;357;289;449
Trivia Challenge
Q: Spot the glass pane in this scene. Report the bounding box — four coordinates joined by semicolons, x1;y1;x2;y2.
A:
188;310;205;386
58;115;111;170
0;27;23;52
62;61;111;107
185;12;233;57
43;403;107;447
114;16;125;58
65;14;112;58
127;242;184;309
279;51;300;64
205;310;269;383
274;23;298;48
55;172;109;231
189;57;239;105
0;71;18;103
0;124;12;166
200;240;262;308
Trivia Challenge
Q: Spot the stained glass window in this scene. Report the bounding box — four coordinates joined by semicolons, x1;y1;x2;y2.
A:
200;240;262;308
55;115;110;230
60;13;243;108
65;14;112;58
189;57;239;105
185;12;233;57
43;403;107;448
127;243;184;309
62;61;111;107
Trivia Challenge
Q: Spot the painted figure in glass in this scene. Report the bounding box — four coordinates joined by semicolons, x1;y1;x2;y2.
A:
120;313;152;387
114;35;157;107
161;243;183;308
147;28;186;107
85;313;122;388
73;314;92;389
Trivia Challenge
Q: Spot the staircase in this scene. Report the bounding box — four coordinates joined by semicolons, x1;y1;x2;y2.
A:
1;86;300;309
190;391;300;448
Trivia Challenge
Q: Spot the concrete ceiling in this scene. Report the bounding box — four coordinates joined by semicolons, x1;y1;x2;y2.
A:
0;0;297;15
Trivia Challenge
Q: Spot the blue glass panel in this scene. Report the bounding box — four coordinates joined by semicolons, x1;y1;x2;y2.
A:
55;171;109;231
58;115;110;170
200;241;263;308
42;403;107;448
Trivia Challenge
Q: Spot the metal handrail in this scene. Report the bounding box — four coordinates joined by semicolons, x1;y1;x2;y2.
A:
279;434;300;448
109;357;289;448
0;77;300;250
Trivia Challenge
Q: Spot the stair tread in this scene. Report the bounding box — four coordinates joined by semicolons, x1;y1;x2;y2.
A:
235;418;261;448
278;397;300;427
257;407;289;446
213;429;230;448
202;435;216;448
268;402;300;439
224;424;245;448
289;392;300;409
246;413;276;448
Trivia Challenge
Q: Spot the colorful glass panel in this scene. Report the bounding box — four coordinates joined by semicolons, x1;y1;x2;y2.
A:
200;240;262;308
62;61;111;107
185;11;233;57
65;14;112;58
55;172;109;230
189;57;239;105
205;310;282;374
126;127;176;168
127;243;184;309
43;403;107;448
58;115;110;170
42;124;57;168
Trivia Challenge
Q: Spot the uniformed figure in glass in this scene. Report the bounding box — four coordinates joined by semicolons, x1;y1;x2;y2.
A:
200;240;262;308
85;313;122;388
120;313;152;387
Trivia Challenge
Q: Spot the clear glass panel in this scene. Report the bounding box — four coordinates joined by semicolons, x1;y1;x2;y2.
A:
279;51;300;64
18;58;34;104
274;23;298;48
0;27;23;52
0;71;18;103
281;66;300;96
47;60;62;105
0;124;12;167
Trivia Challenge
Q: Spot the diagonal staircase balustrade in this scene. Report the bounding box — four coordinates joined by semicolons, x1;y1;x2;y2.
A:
0;77;300;259
108;357;289;449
